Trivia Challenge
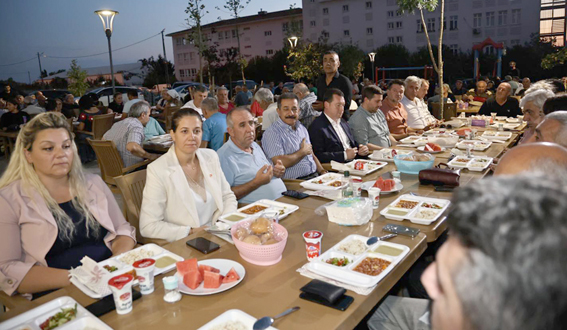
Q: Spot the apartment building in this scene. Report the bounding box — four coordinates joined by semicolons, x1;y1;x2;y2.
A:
301;0;543;54
168;8;302;82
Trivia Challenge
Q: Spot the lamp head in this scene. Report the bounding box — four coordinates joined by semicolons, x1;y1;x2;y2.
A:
95;9;118;36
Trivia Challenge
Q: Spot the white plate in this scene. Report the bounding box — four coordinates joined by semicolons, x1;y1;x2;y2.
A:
177;259;245;296
197;309;277;330
369;149;413;162
300;173;361;191
448;156;493;171
305;234;410;288
334;159;388;176
380;194;451;225
416;146;446;154
481;131;512;140
0;296;113;330
361;181;403;194
506;117;520;123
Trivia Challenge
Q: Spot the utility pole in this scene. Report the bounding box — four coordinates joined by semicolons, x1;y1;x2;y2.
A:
161;29;170;86
28;71;31;85
37;52;44;84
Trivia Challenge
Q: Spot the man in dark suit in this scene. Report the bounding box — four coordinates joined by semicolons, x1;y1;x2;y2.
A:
308;88;369;163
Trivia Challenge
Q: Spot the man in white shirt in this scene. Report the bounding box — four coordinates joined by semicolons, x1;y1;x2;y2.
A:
122;90;142;117
22;95;45;115
181;84;208;119
259;88;279;131
401;76;437;130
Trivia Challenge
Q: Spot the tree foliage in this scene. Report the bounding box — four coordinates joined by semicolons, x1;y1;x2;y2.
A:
285;42;330;82
337;44;366;80
67;60;89;96
139;55;176;88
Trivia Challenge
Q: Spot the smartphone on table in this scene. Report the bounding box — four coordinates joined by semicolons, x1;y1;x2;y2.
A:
186;237;220;254
282;190;309;199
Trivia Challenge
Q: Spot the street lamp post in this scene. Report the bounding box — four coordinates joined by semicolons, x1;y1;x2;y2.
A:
368;52;376;84
287;36;299;49
95;9;118;95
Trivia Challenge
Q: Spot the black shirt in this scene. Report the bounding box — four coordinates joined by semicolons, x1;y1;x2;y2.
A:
0;111;30;131
453;87;467;96
479;96;521;117
316;71;353;120
45;200;111;270
507;68;520;78
108;101;124;113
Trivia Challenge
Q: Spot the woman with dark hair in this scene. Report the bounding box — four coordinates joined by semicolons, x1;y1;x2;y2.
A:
108;92;124;113
0;112;135;298
139;108;237;242
76;94;101;163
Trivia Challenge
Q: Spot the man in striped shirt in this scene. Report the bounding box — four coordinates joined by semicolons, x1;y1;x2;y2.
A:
262;93;327;180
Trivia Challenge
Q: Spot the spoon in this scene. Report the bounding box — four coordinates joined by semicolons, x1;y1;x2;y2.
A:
253;306;300;330
367;233;397;246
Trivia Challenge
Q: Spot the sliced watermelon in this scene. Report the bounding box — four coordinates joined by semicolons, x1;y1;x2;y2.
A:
373;177;384;188
176;258;198;277
222;267;240;283
198;265;220;278
384;179;395;191
183;270;203;290
203;271;224;289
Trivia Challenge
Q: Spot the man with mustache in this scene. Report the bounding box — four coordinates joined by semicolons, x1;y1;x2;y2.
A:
262;93;326;180
218;107;286;204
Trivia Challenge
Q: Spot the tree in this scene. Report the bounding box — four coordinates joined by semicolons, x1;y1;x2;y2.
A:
67;60;89;96
139;55;176;88
337;44;365;80
397;0;446;118
185;0;208;84
285;42;330;82
217;0;251;82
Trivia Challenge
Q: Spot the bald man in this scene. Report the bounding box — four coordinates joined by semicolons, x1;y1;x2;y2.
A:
534;111;567;147
494;142;567;176
479;82;521;117
465;80;492;103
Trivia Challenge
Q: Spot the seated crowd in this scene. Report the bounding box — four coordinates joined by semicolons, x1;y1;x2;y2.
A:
2;55;567;330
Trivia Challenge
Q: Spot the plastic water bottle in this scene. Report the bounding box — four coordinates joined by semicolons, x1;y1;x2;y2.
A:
342;171;354;198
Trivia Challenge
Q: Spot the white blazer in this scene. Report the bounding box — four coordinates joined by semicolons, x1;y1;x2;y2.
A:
139;147;237;242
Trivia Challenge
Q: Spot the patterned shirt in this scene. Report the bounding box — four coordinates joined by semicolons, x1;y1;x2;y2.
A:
262;117;316;179
103;117;145;167
349;106;392;148
298;92;319;129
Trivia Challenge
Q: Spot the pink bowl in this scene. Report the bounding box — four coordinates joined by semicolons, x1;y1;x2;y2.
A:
231;220;288;266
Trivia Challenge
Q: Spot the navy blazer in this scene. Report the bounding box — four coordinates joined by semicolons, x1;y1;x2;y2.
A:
308;114;358;163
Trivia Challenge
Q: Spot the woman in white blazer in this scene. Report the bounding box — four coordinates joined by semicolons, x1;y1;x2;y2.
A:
139;108;237;242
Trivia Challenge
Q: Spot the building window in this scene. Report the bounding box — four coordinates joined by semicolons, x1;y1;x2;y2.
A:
323;8;329;15
388;37;395;44
440;17;447;31
233;30;238;38
282;22;288;32
388;22;394;30
416;20;424;33
498;10;508;26
266;49;274;55
225;31;229;39
310;0;315;2
176;38;182;46
177;53;182;61
474;13;482;28
510;39;521;46
189;52;194;60
449;16;458;30
344;30;350;36
486;12;495;27
484;45;495;55
218;32;223;40
366;1;372;9
511;9;521;24
343;5;349;12
179;69;185;78
367;27;373;35
244;45;251;49
387;11;394;18
396;36;403;43
396;21;403;29
427;18;435;32
264;31;272;36
322;31;329;38
450;44;459;55
243;27;250;30
310;21;316;27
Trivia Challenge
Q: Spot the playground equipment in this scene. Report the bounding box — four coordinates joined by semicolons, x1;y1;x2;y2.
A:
473;37;505;80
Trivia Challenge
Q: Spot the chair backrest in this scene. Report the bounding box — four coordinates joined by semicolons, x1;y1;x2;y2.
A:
92;113;116;140
114;170;147;243
164;105;181;131
430;102;458;121
87;139;125;185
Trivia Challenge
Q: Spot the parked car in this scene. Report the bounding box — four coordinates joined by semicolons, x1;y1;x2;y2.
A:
224;80;258;93
76;87;144;107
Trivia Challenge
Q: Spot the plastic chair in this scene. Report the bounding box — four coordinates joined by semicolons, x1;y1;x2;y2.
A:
87;139;151;194
114;170;168;246
159;105;181;131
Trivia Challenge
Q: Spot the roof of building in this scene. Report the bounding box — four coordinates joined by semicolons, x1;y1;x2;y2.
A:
167;8;302;37
43;62;145;80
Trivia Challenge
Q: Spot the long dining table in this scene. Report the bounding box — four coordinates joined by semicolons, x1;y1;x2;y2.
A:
0;127;521;330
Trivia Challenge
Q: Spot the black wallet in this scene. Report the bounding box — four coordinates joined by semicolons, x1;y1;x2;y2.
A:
299;279;353;311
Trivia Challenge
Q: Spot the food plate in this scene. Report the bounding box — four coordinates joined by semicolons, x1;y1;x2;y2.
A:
448;156;493;171
334;159;388;176
300;173;360;191
506;117;521;123
399;136;428;145
305;234;410;288
416;146;446;154
197;309;277;330
490;123;520;130
456;140;492;151
380;194;451;225
495;116;507;121
369;149;413;162
177;259;245;296
71;244;184;299
481;131;512;140
0;296;112;330
361;181;403;194
219;200;299;226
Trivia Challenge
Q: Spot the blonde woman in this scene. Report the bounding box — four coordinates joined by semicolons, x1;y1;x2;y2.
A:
139;108;237;242
0;112;136;298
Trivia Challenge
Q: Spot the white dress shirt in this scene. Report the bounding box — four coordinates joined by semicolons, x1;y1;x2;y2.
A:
324;113;351;160
402;95;436;130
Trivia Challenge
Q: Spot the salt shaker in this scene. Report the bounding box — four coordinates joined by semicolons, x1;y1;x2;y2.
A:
391;171;401;184
163;276;182;303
